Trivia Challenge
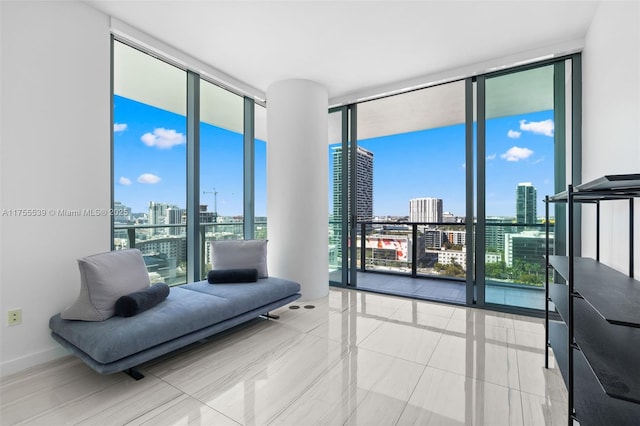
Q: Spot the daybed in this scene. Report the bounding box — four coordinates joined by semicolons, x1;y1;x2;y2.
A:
49;242;301;379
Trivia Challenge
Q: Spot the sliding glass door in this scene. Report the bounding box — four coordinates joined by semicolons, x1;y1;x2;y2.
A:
330;56;579;313
477;60;575;310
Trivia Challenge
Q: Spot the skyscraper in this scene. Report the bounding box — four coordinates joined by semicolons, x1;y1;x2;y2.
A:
332;145;374;222
409;197;443;223
166;207;186;236
149;201;178;236
516;182;537;224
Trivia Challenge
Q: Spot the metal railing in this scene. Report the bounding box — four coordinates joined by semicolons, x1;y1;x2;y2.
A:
354;220;553;288
114;220;267;285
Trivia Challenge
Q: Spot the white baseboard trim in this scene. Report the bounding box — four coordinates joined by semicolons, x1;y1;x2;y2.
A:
0;346;70;379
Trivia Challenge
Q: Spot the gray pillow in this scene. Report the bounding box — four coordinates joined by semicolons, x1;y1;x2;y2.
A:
61;249;151;321
211;240;268;278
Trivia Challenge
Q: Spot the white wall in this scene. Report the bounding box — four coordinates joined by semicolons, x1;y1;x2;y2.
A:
0;1;111;377
581;1;640;273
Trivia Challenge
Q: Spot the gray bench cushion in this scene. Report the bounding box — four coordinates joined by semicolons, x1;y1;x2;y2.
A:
49;287;233;364
181;277;301;317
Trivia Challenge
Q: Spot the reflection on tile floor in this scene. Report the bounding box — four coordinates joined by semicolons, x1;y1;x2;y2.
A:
1;288;567;425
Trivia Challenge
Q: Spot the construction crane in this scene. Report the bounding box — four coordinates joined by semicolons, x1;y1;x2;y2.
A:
202;188;218;221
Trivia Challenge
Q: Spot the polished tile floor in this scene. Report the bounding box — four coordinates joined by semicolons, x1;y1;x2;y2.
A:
1;288;567;425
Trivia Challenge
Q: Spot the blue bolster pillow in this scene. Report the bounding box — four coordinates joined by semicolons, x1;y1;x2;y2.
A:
114;283;170;317
207;268;258;284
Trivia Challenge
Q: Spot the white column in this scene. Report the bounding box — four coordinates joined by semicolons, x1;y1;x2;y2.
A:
267;79;329;301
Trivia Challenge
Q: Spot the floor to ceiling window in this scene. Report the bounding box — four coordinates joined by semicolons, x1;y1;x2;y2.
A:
350;82;467;303
478;61;572;311
331;56;579;313
199;80;244;277
112;38;260;285
255;104;268;240
329;106;352;286
112;40;188;285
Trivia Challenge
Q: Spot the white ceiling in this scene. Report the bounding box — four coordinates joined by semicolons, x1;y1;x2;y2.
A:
86;0;598;104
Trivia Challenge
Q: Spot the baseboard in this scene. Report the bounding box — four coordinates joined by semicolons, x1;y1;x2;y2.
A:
0;345;70;379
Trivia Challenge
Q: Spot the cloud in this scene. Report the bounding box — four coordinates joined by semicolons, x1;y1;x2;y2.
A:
507;130;521;139
501;146;534;162
137;173;161;184
141;128;186;149
114;123;128;132
118;176;132;186
487;154;497;160
461;163;466;169
519;119;554;137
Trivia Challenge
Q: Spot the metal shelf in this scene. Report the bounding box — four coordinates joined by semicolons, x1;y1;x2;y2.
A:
548;174;640;201
549;283;568;322
545;174;640;424
549;320;568;386
574;298;640;403
548;256;640;328
573;350;640;426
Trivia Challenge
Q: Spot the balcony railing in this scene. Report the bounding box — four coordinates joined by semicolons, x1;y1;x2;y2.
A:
353;220;553;289
114;220;267;286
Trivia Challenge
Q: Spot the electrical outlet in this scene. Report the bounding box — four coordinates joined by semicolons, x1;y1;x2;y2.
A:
8;309;22;326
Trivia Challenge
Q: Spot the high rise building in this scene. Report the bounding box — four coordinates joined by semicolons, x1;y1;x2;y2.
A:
409;197;443;223
149;202;178;235
332;145;374;222
112;201;132;224
166;207;186;236
486;216;513;253
516;182;537;224
199;205;216;224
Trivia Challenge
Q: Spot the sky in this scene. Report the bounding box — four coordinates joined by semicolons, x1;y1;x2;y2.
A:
114;95;266;216
331;109;555;217
114;94;554;218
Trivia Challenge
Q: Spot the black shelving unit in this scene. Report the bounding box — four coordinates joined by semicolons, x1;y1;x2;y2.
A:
545;174;640;425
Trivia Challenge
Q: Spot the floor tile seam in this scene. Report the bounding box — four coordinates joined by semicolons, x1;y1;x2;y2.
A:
177;393;244;426
351;328;445;368
184;330;343;422
390;363;430;426
420;325;446;368
347;315;387;348
269;315;323;335
119;384;195;424
423;363;524;393
263;351;350;426
84;372;185;425
9;373;143;426
145;322;305;381
518;387;568;405
341;343;429;370
512;341;563;401
154;329;311;399
307;319;386;348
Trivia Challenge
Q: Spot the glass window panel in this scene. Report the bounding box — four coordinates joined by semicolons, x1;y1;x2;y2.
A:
355;81;467;302
255;104;267;239
199;80;244;277
484;65;556;309
328;110;344;284
113;41;187;285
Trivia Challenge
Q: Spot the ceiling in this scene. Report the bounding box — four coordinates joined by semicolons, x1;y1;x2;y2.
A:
87;0;599;104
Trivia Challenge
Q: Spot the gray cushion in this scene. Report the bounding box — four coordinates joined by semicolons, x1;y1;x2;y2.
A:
61;249;150;321
211;240;268;278
181;277;301;317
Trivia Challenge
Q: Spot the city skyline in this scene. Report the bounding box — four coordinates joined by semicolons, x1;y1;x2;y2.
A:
115;94;555;218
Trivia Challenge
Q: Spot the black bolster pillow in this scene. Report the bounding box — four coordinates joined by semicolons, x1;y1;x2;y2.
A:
114;283;170;317
208;268;258;284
